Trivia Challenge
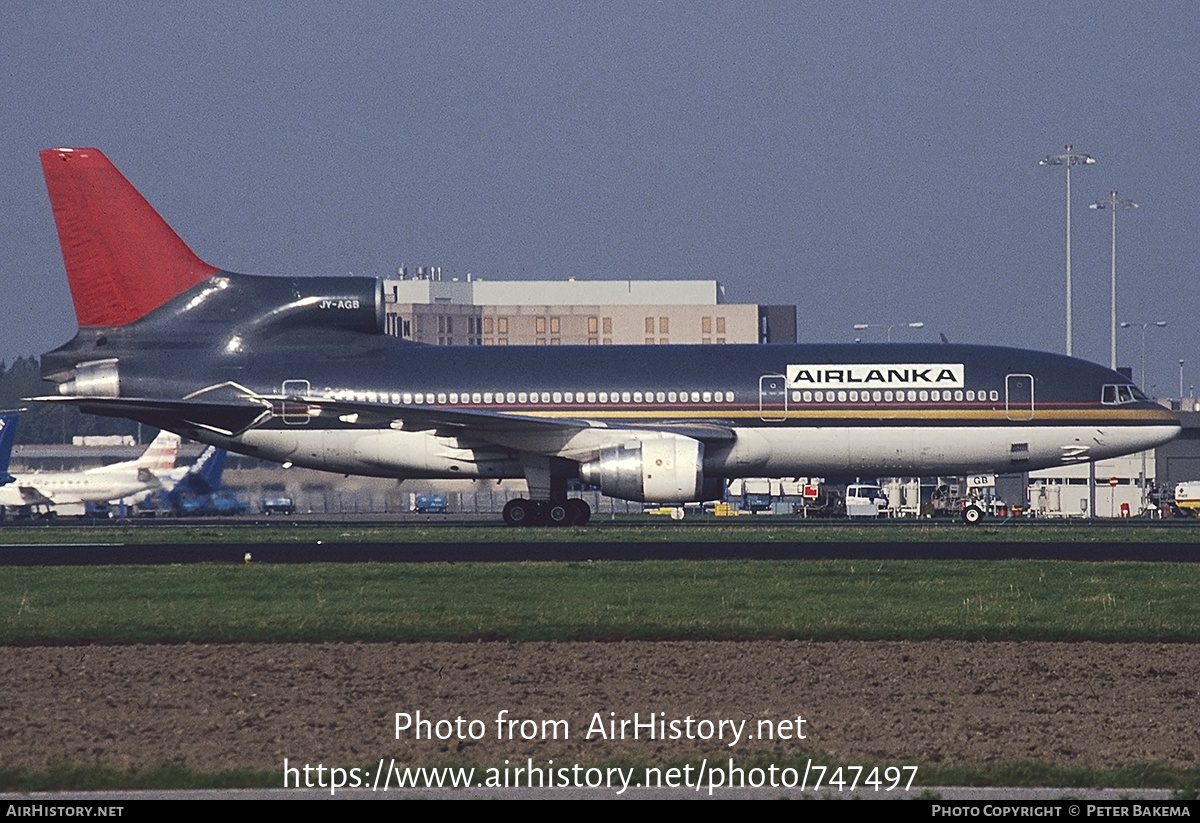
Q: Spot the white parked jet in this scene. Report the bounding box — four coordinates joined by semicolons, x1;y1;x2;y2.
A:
0;429;180;511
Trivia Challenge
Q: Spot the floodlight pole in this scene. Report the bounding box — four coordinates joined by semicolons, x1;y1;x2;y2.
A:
1121;321;1168;392
1121;320;1167;514
1090;192;1139;369
1040;146;1095;357
852;322;925;342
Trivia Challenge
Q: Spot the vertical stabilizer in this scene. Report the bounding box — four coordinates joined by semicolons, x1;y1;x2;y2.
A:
134;429;181;470
40;148;219;327
177;447;228;495
0;413;17;486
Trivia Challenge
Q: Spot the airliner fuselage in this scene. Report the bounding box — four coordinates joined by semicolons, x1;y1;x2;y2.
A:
34;148;1181;525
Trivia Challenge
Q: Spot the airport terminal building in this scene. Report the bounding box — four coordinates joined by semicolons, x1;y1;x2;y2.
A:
381;270;797;346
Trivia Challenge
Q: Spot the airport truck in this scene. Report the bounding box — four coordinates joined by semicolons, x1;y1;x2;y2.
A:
261;496;295;516
412;493;449;514
844;484;888;518
1173;481;1200;516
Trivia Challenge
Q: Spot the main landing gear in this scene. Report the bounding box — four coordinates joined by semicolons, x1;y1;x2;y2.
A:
502;498;592;527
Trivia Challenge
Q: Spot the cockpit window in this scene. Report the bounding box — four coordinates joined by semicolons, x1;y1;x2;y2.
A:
1101;384;1140;405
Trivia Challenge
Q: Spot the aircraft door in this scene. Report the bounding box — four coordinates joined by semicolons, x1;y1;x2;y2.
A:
281;379;312;425
759;374;788;421
1005;373;1034;421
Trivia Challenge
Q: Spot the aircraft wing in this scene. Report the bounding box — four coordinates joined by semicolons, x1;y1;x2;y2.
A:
14;485;56;506
31;391;737;463
259;393;738;460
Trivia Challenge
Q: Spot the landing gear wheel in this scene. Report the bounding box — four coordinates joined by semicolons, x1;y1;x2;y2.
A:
503;498;535;527
567;498;591;526
546;502;571;526
962;505;984;525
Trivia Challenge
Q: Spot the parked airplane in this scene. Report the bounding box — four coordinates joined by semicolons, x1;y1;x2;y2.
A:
170;446;227;498
0;413;18;487
33;148;1181;525
0;428;179;512
136;445;244;516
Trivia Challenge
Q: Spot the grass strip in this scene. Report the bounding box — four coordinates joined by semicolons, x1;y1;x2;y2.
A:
5;520;1200;545
3;559;1200;644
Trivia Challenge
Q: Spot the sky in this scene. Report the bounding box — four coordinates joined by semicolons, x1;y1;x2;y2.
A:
3;1;1199;396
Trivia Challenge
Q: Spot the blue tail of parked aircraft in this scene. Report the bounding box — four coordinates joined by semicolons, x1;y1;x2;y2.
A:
168;447;247;516
172;447;227;496
0;413;18;487
135;446;231;516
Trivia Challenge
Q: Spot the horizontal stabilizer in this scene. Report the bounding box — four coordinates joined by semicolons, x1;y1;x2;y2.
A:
30;396;271;438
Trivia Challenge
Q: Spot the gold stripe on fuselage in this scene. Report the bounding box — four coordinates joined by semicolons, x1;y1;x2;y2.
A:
501;406;1177;423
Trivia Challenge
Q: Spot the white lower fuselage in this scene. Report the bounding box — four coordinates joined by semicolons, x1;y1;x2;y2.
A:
0;471;160;507
227;421;1174;488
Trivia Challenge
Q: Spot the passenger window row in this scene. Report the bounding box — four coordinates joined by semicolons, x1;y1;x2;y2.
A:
326;389;737;406
790;389;999;403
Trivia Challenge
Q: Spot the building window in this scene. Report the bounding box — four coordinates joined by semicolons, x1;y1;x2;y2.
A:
603;317;612;334
659;317;668;333
716;317;726;333
646;337;655;345
536;317;546;334
588;316;599;334
702;317;712;334
550;317;560;333
483;317;493;335
645;317;655;333
498;317;508;334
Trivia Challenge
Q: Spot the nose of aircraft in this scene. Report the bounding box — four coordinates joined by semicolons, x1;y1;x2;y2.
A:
1128;409;1183;454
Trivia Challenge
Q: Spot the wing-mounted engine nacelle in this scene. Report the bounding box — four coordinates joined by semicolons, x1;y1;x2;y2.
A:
578;434;705;502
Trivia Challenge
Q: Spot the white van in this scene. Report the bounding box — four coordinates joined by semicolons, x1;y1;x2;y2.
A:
845;484;887;518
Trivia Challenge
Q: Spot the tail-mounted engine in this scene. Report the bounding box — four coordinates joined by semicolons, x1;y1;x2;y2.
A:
221;274;385;338
579;434;705;502
41;273;386;394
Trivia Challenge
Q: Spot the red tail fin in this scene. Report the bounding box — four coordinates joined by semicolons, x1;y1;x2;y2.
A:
40;148;219;327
